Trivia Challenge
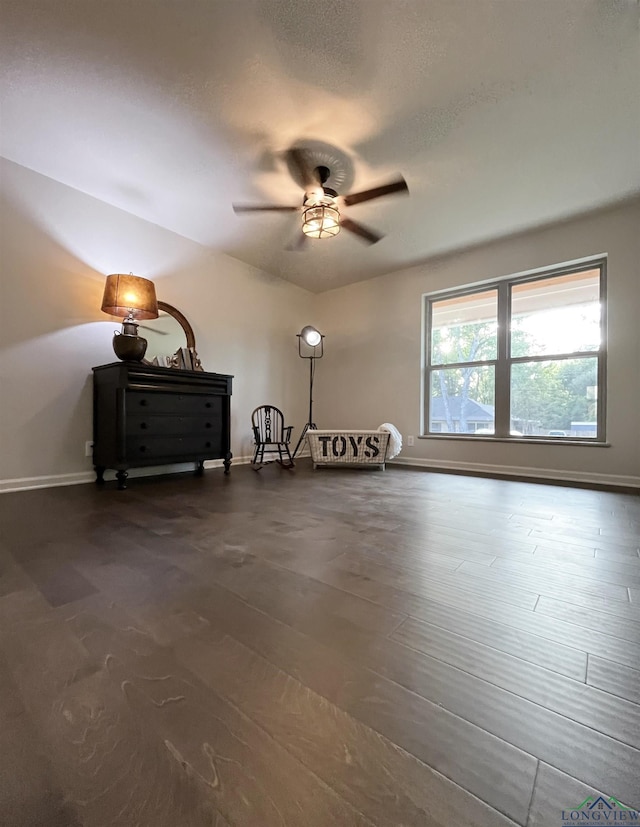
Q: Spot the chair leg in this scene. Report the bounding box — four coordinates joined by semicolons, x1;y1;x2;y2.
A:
253;441;294;469
277;443;294;468
284;444;294;468
252;443;264;470
276;442;294;468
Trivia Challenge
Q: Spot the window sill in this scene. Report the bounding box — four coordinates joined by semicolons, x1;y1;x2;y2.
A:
420;435;610;446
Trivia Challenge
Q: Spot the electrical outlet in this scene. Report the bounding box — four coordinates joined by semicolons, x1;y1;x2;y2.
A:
85;441;94;457
407;435;415;446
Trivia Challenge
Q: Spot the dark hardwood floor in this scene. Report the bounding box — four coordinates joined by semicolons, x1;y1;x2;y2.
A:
0;462;638;826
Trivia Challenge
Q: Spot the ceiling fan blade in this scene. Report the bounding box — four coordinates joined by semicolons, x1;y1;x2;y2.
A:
287;147;322;191
341;217;383;245
233;204;299;213
343;176;409;207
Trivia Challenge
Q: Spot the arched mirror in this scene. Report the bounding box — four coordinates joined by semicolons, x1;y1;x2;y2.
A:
141;301;203;370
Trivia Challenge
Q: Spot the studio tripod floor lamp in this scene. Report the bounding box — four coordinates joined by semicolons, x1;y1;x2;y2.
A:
292;325;324;459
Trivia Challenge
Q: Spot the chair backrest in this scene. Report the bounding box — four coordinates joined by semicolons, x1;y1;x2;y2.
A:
251;405;286;443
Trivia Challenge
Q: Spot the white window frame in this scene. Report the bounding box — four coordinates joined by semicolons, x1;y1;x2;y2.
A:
422;258;607;442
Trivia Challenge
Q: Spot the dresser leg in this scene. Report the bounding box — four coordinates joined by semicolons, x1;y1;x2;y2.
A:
95;466;105;485
195;460;205;476
116;470;128;490
223;452;233;475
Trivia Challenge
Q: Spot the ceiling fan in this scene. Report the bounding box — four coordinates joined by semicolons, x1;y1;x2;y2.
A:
233;148;409;249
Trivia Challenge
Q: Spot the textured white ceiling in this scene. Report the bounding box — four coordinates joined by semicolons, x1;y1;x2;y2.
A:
1;0;639;292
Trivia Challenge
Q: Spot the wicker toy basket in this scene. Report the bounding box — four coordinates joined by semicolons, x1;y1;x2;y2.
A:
306;430;391;470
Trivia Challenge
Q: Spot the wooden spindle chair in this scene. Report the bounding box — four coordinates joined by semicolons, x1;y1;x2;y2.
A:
251;405;295;469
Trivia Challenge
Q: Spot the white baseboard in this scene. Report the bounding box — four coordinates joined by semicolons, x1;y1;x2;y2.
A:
203;456;252;469
388;456;640;490
0;471;95;493
4;455;636;494
0;456;254;494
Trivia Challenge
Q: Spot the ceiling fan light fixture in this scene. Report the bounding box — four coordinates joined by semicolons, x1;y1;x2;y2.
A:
302;204;340;239
233;148;408;247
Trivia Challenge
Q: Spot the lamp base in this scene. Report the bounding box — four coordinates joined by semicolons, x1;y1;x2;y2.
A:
112;332;148;361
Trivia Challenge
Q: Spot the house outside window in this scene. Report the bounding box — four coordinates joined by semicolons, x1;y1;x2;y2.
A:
423;260;606;440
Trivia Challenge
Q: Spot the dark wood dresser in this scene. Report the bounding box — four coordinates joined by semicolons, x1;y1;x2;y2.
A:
92;362;233;489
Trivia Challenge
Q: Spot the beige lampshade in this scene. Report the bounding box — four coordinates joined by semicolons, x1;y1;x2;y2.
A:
101;274;158;320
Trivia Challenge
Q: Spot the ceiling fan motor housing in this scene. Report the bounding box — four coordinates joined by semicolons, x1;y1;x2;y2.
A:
303;189;338;207
316;165;331;185
304;165;338;205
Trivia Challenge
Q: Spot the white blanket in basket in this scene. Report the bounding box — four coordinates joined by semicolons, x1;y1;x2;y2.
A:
378;423;402;459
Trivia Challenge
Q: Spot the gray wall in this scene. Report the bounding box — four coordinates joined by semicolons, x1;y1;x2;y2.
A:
314;199;640;488
2;157;638;491
0;159;314;490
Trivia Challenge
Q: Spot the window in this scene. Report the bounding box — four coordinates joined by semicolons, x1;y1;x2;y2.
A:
423;260;606;440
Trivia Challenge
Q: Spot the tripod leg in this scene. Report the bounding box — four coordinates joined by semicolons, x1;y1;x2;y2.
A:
293;423;310;459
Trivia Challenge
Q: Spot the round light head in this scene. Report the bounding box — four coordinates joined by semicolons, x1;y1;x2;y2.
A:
300;325;322;347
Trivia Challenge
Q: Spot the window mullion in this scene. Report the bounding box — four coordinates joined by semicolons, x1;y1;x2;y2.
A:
494;281;510;437
596;260;607;441
430;359;496;371
423;299;434;434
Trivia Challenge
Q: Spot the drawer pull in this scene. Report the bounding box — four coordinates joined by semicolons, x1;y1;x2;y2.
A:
205;422;212;428
139;445;147;453
140;422;147;429
139;399;148;406
205;442;212;448
205;402;212;408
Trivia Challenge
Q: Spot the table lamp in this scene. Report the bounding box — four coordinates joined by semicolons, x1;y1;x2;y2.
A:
101;273;159;361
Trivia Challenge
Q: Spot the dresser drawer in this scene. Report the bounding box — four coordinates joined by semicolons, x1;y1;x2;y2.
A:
126;434;223;460
126;414;222;437
127;391;222;415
